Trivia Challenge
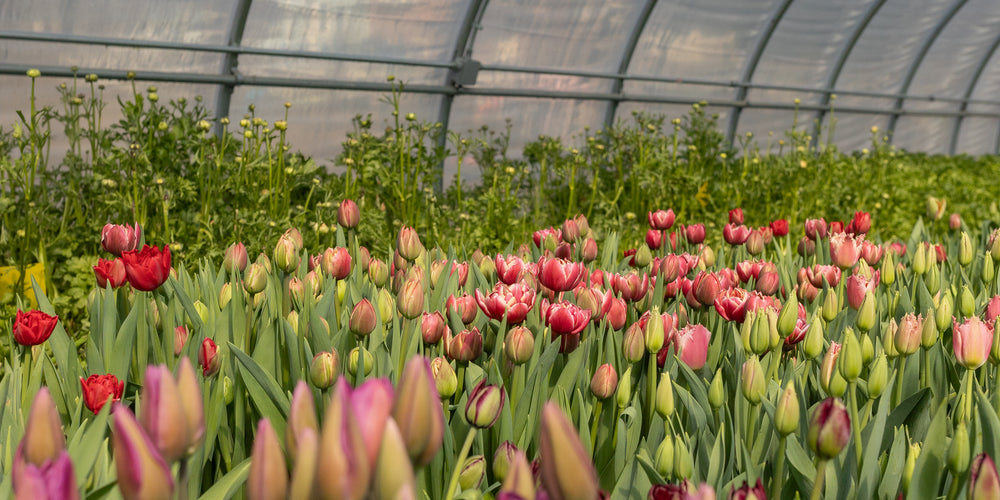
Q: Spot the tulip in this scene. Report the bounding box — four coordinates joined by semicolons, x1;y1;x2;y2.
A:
347;347;374;377
646;229;663;250
655;372;674;419
970;453;1000;499
537;256;586;292
921;308;938;349
475;283;536;325
397;226;423;261
829;233;861;269
499;451;536;500
465;380;505;429
13;449;80;500
581;238;599;262
820;342;842;395
247;419;288;500
708;369;725;410
692;272;722;307
13;387;65;486
745;229;765;255
539;402;600;500
349;299;377;337
274;235;300;273
673;324;711;370
591;363;619;400
654;434;674;478
352;378;395;470
431;357;458;398
545;302;590;353
561;219;580;243
774;381;799;436
649;209;676;230
94;258;128;289
338;199;360;228
927;196;946;220
140;365;191;462
613;271;650;302
310;351;340;389
729;208;744;224
448;327;484;363
741;356;765;405
101;222;142;257
723;224;750;245
199;338;221;377
367;259;389;287
223;242;248;274
803;218;828;240
729;479;766;500
603;292;627;330
285;381;318;462
371;418;417;500
954;317;993;370
616;366;634;410
396;278;425;320
321;247;352;280
807;397;850;459
856;292;877;332
392;357;445;466
949;422;971;475
868;353;888;398
315;379;370;500
644;307;666;353
112;404;175;500
845;272;878;310
936;292;954;332
421;311;447;345
685;224;706;244
798;237;816;257
12;309;59;347
714;287;749;323
622;323;646;363
243;262;268;295
770;219;789;237
504;326;535;364
80;374;124;414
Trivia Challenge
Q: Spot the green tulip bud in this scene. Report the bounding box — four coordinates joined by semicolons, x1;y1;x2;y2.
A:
774;381;800;436
991;318;1000;365
492;442;517;482
881;251;896;285
984;253;996;284
348;347;374;377
949;422;970;475
960;232;974;266
459;455;486;491
634;244;652;268
673;436;693;479
960;285;975;318
838;328;863;383
868;352;888;399
861;335;874;366
310;350;340;389
645;306;665;353
218;283;233;310
741;356;766;405
926;263;941;296
921;308;938;349
913;244;928;275
656;372;675;419
708;369;725;410
377;288;395;324
803;316;825;359
856;292;877;332
884;318;900;359
777;294;800;338
244;262;268;294
740;310;756;354
430;357;458;399
223;376;234;405
807;397;851;460
655;434;674;479
766;307;781;351
750;312;771;356
902;442;920;496
828;370;848;397
936;293;953;332
623;323;646;363
616;367;633;410
822;290;840;322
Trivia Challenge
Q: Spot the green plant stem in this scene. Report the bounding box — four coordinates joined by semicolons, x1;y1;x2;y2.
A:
965;369;975;422
773;436;787;500
811;458;828;500
746;403;759;454
444;428;477;500
848;381;863;471
893;356;907;407
590;399;603;453
921;348;930;391
644;353;657;435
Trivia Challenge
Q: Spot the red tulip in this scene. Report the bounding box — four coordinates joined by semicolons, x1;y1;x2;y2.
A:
451;261;470;287
101;222;142;257
561;219;580;243
646;229;663;250
723;224;750;245
685;224;706;244
537;256;586;292
758;226;774;245
848;211;871;235
80;374;124;414
728;208;744;225
421;311;447;344
714;287;749;323
887;242;907;258
475;283;536;325
729;479;767;500
803;218;828;241
755;271;780;296
121;244;172;292
692;272;722;307
94;258;128;289
770;219;789;237
447;327;484;363
12;309;59;346
199;338;220;377
321;247;352;280
447;293;478;325
581;237;599;262
783;305;809;352
337;199;360;228
953;317;993;369
612;271;650;303
648;209;676;230
829;233;862;269
532;227;562;250
829;221;845;234
602;291;628;331
544;302;590;336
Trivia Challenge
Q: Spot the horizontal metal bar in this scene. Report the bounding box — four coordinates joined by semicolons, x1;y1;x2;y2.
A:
0;29;455;70
1;63;996;119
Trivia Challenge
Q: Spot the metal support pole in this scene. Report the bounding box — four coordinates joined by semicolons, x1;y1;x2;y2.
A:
214;0;253;135
604;0;658;129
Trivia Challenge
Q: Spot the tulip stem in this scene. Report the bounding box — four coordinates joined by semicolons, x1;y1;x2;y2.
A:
178;458;189;500
965;369;975;422
444;428;477;500
811;458;828;500
848;381;863;472
892;356;906;407
644;353;657;436
590;399;603;453
772;436;787;500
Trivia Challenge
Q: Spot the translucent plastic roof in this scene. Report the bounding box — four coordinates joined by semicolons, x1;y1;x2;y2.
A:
3;0;1000;164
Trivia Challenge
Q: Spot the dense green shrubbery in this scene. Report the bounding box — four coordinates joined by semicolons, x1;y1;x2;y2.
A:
2;71;999;333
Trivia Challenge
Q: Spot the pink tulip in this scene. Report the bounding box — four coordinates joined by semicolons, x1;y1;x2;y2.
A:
685;224;706;244
112;404;175;500
714;287;749;323
101;222;142;257
537;257;586;292
247;419;288;500
648;209;676;230
351;378;395;471
723;224;750;245
475;283;536;325
13;450;79;500
830;233;862;269
672;324;711;370
954;317;993;369
845;271;879;310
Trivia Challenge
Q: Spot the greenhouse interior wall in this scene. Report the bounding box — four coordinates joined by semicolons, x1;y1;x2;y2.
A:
3;0;1000;183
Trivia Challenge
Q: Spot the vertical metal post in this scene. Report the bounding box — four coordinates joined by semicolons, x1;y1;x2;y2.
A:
214;0;254;135
604;0;659;129
725;0;794;145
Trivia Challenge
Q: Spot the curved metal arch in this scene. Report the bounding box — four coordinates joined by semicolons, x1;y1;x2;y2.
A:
724;0;795;144
949;29;1000;154
603;0;659;128
811;0;887;150
214;0;254;131
885;0;968;144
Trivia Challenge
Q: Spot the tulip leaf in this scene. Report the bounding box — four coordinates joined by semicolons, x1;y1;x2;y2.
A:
513;340;560;447
169;277;205;332
857;380;894;499
67;403;111;486
230;343;289;436
101;286;119;371
197;457;251;500
976;386;1000;461
673;383;707;432
905;401;948;500
877;426;908;500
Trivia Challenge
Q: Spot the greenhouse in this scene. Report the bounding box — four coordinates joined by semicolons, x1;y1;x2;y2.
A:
4;1;1000;500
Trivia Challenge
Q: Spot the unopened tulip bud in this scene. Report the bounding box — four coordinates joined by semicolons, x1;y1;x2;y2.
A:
349;299;377;337
902;442;920;496
347;347;373;377
247;419;288;500
376;288;395;324
699;245;716;268
655;434;675;479
492;442;518;482
741;356;766;405
947;422;971;476
505;326;535;364
913;244;928;275
936;293;954;332
992;318;1000;365
217;283;233;310
861;334;874;365
708;369;725;410
338;199;360;229
499;451;535;500
274;235;301;273
140;365;192;462
581;238;598;263
745;229;765;255
448;327;484;363
868;353;888;398
803;316;825;359
310;351;339;389
634;245;652;267
287;427;318;500
286;382;318;461
807;397;851;459
623;323;646;363
397;278;425;319
985;253;997;285
838;329;863;382
539;402;600;500
244;263;268;294
199;338;220;377
616;367;633;409
590;364;619;400
368;259;389;287
970;453;1000;500
288;277;306;309
392;357;445;466
656;372;674;419
884;318;900;359
673;437;693;479
774;382;799;436
777;295;799;338
856;292;876;332
397;226;423;261
17;388;65;470
645;306;666;353
960;285;975;318
112;404;175;500
960;232;974;266
926;262;941;295
459;455;486;490
428;357;458;399
749;312;770;355
316;379;370;500
465;380;505;429
822;290;839;322
224;242;249;274
881;251;896;285
921;308;938;348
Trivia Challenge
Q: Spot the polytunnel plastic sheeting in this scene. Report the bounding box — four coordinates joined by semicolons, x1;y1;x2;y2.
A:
956;117;1000;155
894;116;955;154
820;113;889;153
229;87;442;166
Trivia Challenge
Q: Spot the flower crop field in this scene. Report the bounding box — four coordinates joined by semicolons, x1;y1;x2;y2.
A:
3;71;1000;500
